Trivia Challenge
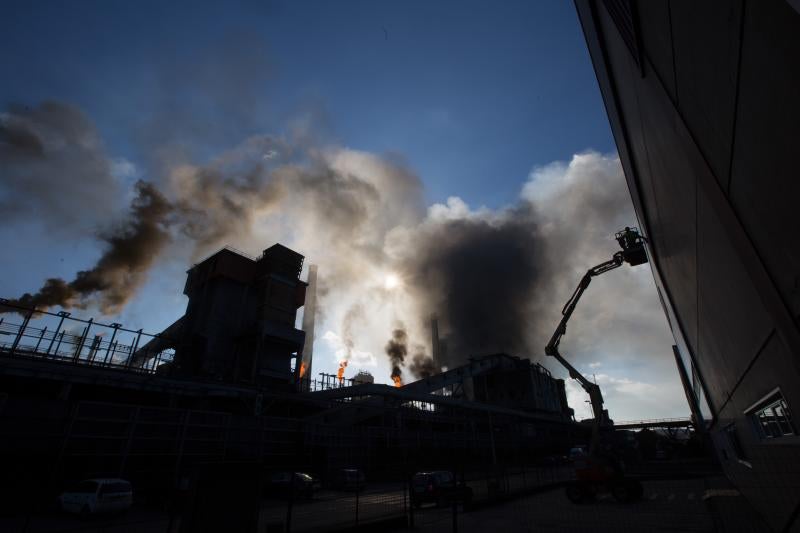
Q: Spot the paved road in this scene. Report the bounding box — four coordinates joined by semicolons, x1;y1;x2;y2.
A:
259;484;407;532
4;466;735;533
0;487;408;533
408;478;770;533
0;507;171;533
257;467;574;532
2;479;764;533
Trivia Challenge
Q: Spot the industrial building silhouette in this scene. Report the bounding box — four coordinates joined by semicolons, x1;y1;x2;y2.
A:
0;244;582;531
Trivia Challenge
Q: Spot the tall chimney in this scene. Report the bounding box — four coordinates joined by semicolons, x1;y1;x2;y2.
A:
430;314;440;368
300;264;318;378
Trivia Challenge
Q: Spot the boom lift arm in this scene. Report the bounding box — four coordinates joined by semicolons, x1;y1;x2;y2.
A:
545;255;624;423
544;228;648;453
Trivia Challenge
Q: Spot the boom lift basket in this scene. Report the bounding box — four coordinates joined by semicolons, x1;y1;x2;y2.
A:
615;227;648;266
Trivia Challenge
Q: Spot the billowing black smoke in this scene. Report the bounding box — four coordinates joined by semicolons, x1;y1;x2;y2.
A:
2;181;172;314
385;327;408;383
387;151;639;376
400;210;541;367
409;351;439;379
384;326;441;381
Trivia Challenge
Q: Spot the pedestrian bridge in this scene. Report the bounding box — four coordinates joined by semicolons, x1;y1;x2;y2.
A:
614;417;694;430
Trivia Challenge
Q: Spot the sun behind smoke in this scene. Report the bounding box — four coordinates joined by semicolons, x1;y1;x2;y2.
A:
384;273;401;290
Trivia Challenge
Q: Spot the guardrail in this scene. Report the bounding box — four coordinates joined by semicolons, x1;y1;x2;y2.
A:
0;298;175;373
614;417;693;429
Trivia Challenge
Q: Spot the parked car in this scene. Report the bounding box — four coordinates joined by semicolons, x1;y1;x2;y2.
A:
329;468;366;491
568;446;589;462
411;471;472;508
265;472;314;500
58;478;133;516
536;454;570;466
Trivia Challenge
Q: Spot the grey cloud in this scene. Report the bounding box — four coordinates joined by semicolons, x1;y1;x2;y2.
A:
0;101;120;231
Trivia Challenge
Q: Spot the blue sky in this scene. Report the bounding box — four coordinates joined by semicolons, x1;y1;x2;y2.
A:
0;0;616;333
1;0;613;208
0;1;686;419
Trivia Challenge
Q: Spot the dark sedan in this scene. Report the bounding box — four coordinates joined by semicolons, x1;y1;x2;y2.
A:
265;472;314;500
411;471;472;508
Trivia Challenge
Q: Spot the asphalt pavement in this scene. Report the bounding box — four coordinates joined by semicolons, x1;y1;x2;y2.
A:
406;477;771;533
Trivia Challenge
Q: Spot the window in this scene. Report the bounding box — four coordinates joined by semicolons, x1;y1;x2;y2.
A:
747;391;796;440
71;481;99;494
105;482;131;494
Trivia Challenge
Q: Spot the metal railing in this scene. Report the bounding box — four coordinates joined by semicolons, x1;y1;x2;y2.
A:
296;373;378;393
614;417;693;428
0;299;175;373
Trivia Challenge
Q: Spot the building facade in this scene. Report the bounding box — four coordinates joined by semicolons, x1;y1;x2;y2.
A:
576;1;800;529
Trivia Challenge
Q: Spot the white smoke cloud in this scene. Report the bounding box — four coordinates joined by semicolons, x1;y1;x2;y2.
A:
322;331;377;367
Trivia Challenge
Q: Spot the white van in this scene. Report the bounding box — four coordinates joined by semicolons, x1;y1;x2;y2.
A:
59;478;133;515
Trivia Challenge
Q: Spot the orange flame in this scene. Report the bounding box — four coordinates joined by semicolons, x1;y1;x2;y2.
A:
337;361;348;383
298;362;307;378
392;375;402;387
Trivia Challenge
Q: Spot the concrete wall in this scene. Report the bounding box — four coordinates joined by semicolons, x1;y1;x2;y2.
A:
576;1;800;529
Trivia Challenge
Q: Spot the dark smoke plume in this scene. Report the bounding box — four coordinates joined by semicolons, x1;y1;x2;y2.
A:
3;181;171;314
389;153;642;376
385;327;408;380
409;350;439;379
0;101;120;230
385;329;441;380
401;211;540;367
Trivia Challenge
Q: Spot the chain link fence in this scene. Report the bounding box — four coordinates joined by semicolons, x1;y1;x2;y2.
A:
0;393;579;533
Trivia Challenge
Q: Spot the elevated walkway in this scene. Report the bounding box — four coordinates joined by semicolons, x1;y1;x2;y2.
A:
614;417;693;430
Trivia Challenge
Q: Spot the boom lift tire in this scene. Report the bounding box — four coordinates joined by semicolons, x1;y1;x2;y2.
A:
565;482;594;504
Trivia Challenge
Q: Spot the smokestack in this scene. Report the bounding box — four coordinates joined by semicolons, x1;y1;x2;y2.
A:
430;315;440;368
300;264;318;379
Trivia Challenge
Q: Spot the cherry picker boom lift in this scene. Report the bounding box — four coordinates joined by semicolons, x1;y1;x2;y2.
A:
544;227;648;503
